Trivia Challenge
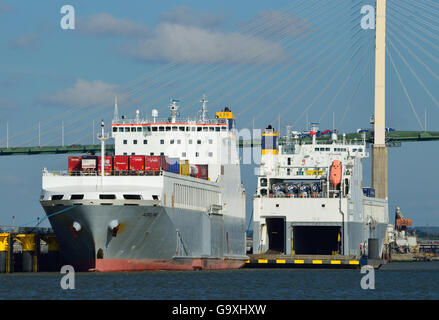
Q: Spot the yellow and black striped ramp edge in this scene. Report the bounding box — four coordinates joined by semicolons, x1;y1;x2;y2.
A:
244;258;362;268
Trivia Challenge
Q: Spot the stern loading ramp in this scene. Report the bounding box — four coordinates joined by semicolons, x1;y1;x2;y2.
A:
265;220;341;256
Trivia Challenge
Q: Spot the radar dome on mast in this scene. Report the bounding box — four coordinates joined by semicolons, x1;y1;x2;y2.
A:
152;109;158;123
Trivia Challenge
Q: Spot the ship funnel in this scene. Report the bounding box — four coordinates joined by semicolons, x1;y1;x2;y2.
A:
261;125;279;155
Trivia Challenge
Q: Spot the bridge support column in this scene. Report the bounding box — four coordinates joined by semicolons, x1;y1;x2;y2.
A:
15;234;37;272
0;233;9;273
372;145;388;199
42;235;60;271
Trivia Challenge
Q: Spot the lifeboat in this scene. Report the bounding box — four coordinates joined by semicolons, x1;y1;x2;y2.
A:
329;160;342;187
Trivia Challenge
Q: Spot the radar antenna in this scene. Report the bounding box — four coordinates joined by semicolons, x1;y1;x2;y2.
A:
199;95;208;122
169;99;180;123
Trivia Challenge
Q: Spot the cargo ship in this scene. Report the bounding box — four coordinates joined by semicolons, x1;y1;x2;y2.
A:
40;99;247;271
252;123;389;259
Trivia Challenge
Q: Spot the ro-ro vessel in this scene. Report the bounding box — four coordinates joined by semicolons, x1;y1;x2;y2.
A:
252;123;389;258
40;99;247;271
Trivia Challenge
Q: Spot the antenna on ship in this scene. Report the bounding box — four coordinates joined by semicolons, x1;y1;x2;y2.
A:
170;100;179;123
286;124;292;143
113;96;119;121
152;109;158;123
97;120;110;185
200;94;208;122
311;122;319;145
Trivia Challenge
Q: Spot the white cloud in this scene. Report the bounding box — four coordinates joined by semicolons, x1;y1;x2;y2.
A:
36;79;120;108
78;13;150;37
0;0;12;13
123;23;288;65
159;6;224;29
248;10;310;38
0;96;18;109
10;33;40;50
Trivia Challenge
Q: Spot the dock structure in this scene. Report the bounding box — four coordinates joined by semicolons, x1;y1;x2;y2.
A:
0;226;61;273
245;254;384;269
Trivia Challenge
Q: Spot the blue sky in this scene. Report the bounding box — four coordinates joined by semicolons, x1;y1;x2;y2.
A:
0;0;438;227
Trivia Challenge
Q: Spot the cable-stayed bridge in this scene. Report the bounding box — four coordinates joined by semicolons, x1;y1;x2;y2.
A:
1;0;439;159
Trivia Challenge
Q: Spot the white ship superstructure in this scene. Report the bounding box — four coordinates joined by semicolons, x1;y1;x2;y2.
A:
253;124;389;258
40;99;247;271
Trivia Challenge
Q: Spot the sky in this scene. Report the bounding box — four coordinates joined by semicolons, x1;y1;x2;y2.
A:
0;0;438;228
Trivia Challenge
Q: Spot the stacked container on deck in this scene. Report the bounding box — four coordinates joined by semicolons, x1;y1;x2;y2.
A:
97;156;113;175
67;155;208;180
114;155;129;174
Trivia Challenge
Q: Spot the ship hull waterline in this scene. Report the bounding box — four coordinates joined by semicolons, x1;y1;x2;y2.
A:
41;201;247;272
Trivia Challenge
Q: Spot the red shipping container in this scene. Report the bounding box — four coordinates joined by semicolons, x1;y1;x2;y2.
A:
129;155;144;171
97;156;113;173
145;156;160;171
114;155;129;171
159;155;169;171
68;156;82;173
196;164;209;180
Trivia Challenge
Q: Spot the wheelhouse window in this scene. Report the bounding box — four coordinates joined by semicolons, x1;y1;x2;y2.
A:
123;194;142;200
99;194;116;200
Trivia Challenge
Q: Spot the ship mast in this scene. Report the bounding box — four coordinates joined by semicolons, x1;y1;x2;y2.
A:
98;120;110;184
372;0;388;199
170;100;179;123
200;95;208;122
113;96;119;121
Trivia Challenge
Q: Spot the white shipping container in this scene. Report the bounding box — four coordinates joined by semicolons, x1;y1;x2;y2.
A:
82;159;96;169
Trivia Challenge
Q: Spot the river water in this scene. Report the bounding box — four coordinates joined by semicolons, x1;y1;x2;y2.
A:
0;262;438;300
